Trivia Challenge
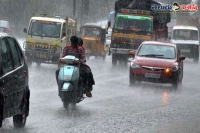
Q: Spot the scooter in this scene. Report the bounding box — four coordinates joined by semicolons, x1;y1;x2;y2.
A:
57;55;85;109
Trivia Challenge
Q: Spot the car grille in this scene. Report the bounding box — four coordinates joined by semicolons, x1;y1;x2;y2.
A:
142;66;165;72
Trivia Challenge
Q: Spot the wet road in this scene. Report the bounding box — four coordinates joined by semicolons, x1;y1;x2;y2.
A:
1;39;200;133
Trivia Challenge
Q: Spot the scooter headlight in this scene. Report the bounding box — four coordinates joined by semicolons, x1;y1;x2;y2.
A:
131;62;140;68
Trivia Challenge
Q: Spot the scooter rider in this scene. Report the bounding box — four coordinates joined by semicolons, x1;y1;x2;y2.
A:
55;36;95;97
77;37;95;96
78;37;84;49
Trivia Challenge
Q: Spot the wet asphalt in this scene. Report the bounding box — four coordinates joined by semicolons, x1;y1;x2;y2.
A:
1;39;200;133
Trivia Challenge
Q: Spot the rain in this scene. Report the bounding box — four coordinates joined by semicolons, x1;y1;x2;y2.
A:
1;0;200;133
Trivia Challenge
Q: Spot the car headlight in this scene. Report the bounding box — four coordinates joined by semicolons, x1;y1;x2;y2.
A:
171;66;178;71
131;62;140;68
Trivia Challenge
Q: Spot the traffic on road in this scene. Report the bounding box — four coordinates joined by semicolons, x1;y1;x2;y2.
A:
1;0;200;132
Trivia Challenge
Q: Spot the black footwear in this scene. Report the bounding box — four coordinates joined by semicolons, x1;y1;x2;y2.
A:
86;91;92;98
88;86;93;91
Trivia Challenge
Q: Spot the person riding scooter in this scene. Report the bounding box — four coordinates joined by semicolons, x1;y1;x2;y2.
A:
77;37;95;96
78;37;84;48
55;36;95;97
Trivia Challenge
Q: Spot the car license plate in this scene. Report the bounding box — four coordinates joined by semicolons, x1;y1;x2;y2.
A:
181;49;190;52
145;73;161;78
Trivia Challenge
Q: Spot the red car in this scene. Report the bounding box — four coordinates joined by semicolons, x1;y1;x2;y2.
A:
129;41;185;88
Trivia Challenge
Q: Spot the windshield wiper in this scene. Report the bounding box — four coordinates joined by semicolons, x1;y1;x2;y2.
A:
139;54;164;57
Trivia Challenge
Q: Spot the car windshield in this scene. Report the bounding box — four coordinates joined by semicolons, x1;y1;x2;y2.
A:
137;44;176;59
0;21;8;28
28;19;61;38
82;27;101;37
114;14;152;32
172;29;198;41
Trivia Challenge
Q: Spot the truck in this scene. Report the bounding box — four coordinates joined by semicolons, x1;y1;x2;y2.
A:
23;14;77;66
170;9;199;62
108;0;171;65
171;25;199;62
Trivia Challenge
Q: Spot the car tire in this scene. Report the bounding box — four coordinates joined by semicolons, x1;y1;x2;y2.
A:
13;96;28;128
112;54;117;66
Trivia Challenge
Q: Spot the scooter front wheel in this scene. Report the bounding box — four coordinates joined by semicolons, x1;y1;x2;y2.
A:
71;102;76;110
62;93;70;109
63;100;70;109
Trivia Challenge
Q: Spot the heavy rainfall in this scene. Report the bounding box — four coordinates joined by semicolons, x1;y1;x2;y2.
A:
1;0;200;133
